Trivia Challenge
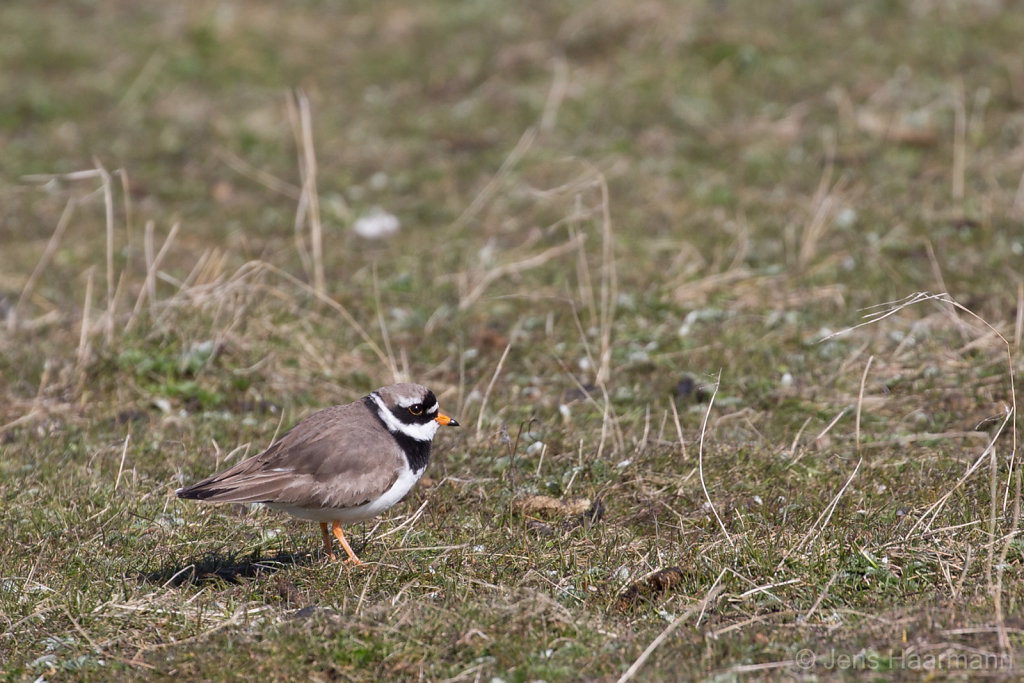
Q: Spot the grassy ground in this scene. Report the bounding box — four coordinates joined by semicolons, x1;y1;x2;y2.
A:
3;0;1024;680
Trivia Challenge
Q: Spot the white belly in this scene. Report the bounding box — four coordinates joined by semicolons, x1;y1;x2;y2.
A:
266;466;423;524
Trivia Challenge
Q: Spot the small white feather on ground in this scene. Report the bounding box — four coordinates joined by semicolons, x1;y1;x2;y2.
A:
353;208;400;239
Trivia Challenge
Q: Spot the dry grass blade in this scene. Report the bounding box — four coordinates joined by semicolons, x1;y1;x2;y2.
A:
617;578;725;683
372;264;401;383
126;221;180;332
951;84;967;205
74;267;96;384
595;172;616;387
813;407;847;443
475;338;513;436
539;56;569;133
287;88;325;296
93;158;117;345
855;355;874;451
904;408;1012;541
11;198;74;330
451;125;537;232
1015;282;1023;348
819;291;938;338
698;370;733;548
987;440;999;587
114;433;131;491
251;261;391;370
777;457;862;572
215;148;302;200
797;131;844;269
668;395;687;461
993;468;1021;662
803;569;842;623
616;606;699;682
458;234;585;311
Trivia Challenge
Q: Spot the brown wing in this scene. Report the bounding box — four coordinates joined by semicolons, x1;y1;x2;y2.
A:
177;399;403;509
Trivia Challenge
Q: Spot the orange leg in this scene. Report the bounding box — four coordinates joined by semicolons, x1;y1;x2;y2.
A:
319;522;336;561
332;520;363;565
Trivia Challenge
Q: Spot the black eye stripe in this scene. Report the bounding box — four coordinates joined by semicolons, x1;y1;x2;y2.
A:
390;395;438;425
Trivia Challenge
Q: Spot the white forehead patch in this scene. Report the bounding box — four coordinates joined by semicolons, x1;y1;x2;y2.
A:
396;394;426;408
427;403;439;414
370;392;441;442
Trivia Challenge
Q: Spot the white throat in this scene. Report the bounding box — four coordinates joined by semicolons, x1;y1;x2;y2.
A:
370;392;440;442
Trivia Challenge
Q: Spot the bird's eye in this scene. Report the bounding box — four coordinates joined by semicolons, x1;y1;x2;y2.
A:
408;404;423;416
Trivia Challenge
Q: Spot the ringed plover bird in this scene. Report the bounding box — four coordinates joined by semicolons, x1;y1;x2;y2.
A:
176;383;458;564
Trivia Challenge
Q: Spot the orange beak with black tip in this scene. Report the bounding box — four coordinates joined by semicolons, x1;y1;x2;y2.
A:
435;412;459;427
